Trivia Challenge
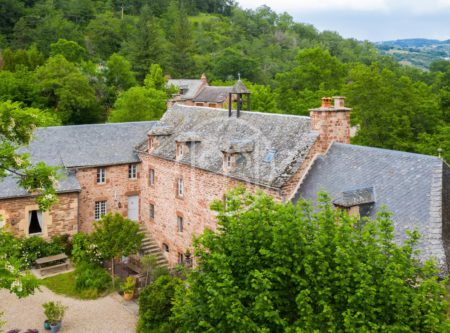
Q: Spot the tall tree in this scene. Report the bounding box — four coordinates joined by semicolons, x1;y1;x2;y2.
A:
36;55;101;124
172;189;450;332
123;5;168;80
91;213;144;287
85;12;123;60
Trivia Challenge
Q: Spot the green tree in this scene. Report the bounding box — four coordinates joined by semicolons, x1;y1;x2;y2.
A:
247;83;278;113
123;5;168;80
37;55;101;124
275;47;346;115
50;38;87;63
172;189;450;332
138;275;181;333
212;47;258;81
85;12;123;59
108;86;167;122
91;213;144;286
106;53;137;92
0;100;60;210
144;64;165;91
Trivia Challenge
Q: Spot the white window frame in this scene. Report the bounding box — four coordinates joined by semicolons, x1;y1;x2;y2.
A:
128;164;137;179
149;168;155;186
95;201;107;220
177;216;183;232
177;178;184;197
97;167;106;184
176;143;184;159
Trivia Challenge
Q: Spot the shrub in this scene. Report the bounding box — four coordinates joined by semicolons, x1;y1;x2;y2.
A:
138;275;182;333
21;236;64;267
51;234;72;256
71;233;102;264
42;301;67;325
74;261;111;293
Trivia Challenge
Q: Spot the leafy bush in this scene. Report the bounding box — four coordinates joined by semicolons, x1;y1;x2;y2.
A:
51;234;72;256
71;233;102;264
138;275;182;333
21;236;64;265
74;261;111;295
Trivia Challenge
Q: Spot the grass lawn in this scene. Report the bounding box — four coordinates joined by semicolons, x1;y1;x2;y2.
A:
41;271;113;300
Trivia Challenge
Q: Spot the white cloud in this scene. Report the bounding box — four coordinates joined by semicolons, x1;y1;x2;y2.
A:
237;0;450;14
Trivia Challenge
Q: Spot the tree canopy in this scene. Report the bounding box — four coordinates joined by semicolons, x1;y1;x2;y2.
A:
171;189;450;332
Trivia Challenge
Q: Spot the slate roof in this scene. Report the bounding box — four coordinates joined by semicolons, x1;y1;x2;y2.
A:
193;86;232;103
294;142;448;271
138;104;318;188
333;186;375;207
0;121;156;199
167;79;204;100
231;80;250;94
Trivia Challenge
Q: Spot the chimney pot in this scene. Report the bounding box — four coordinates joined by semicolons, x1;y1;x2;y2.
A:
321;97;332;108
333;96;345;108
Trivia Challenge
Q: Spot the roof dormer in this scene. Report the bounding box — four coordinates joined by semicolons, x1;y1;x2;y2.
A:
175;132;202;161
220;139;254;172
147;125;174;153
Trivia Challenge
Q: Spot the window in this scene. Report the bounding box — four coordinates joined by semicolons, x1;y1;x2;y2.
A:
177;178;184;197
96;168;106;184
28;210;43;235
95;201;107;220
226;154;232;168
128;164;137;179
178;252;184;264
149;168;155;186
176;143;184;159
263;150;277;163
163;243;169;252
148;137;153;151
177;216;184;232
149;203;155;220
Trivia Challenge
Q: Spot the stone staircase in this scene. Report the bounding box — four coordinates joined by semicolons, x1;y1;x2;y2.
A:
139;224;169;268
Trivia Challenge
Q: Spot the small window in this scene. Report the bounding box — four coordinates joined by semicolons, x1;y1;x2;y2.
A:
149;203;155;220
177;178;184;197
177;216;184;232
163;243;169;252
97;168;106;184
176;143;184;159
178;252;184;264
128;164;137;179
148;137;154;151
95;201;107;220
263;150;277;163
226;154;232;168
149;169;155;186
28;210;43;235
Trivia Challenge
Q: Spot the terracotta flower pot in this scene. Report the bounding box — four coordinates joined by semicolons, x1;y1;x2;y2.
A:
123;291;134;301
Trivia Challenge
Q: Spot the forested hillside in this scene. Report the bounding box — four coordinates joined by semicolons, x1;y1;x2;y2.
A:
1;0;450;160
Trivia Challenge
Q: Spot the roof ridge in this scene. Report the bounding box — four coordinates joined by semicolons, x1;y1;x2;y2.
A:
332;142;442;161
170;104;311;120
39;121;157;130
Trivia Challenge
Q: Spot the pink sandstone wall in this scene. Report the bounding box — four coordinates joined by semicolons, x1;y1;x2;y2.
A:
76;164;141;232
0;192;79;239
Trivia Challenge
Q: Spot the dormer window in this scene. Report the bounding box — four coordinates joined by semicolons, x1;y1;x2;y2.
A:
176;142;185;160
223;153;236;172
333;187;375;219
148;136;154;152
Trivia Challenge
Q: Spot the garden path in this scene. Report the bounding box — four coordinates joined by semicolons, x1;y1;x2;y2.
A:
0;286;137;332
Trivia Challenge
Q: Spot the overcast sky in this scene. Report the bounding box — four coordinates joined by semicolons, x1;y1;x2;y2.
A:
237;0;450;41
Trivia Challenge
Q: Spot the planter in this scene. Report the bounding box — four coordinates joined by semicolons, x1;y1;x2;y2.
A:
44;320;51;330
123;291;134;301
50;321;61;333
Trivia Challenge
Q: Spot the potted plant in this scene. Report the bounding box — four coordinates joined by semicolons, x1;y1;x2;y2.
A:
42;301;67;332
121;276;136;301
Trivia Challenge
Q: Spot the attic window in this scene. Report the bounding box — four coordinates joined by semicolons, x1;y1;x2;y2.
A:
223;153;235;171
263;150;277;163
148;136;154;151
176;143;185;160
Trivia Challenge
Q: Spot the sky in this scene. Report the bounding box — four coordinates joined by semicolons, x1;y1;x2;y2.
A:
237;0;450;42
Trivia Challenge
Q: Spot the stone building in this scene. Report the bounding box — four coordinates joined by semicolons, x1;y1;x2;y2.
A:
1;96;449;271
167;74;234;108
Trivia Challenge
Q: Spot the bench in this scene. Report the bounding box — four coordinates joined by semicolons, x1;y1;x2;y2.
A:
35;253;69;276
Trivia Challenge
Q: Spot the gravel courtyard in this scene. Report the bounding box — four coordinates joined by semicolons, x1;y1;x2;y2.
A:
0;286;137;332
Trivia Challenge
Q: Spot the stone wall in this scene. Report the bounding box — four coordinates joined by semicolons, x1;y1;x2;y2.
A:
76;164;142;232
310;109;351;152
0;192;79;239
138;153;280;265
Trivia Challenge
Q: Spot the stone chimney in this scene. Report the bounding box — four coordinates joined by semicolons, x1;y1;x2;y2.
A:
200;73;208;85
310;96;351;152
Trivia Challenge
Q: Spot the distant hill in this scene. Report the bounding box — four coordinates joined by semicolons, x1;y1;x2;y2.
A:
376;38;450;69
